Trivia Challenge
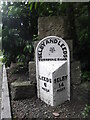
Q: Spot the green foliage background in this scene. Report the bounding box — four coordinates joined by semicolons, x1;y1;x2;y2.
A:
2;2;89;72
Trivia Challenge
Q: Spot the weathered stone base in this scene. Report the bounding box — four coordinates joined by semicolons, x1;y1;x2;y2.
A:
11;81;36;100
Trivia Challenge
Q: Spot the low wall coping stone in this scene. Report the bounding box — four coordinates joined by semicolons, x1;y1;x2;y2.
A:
1;64;12;120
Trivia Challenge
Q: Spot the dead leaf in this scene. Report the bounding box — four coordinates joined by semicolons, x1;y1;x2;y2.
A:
53;112;60;117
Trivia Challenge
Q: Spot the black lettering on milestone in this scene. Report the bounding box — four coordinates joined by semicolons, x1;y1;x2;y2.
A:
38;53;42;59
43;77;45;81
38;75;52;83
57;87;65;92
42;87;49;92
63;51;67;54
50;79;51;83
54;39;58;43
60;43;65;48
38;48;42;59
54;78;56;83
44;83;47;87
59;83;61;88
58;40;61;46
65;75;68;80
41;41;46;47
46;78;49;82
49;39;54;43
54;58;56;61
38;47;42;52
57;78;60;82
63;54;67;58
61;82;64;87
46;39;50;44
40;45;44;51
62;76;64;81
62;47;67;51
42;76;44;80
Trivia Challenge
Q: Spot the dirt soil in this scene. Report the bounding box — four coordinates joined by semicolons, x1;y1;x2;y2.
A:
7;64;89;119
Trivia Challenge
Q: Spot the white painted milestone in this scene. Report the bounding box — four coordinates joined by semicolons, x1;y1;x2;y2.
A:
36;36;70;106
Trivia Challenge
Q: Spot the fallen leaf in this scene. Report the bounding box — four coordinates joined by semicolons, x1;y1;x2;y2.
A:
53;112;60;117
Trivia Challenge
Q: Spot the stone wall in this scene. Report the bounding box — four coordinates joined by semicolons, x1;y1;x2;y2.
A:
11;81;36;100
38;16;71;39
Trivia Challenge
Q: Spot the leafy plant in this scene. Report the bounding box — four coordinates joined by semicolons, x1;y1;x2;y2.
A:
2;2;89;72
33;34;38;41
2;53;11;67
82;104;90;118
81;71;90;82
16;41;34;66
17;54;25;64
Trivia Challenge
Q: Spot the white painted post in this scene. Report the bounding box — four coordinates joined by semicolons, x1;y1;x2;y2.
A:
36;36;70;106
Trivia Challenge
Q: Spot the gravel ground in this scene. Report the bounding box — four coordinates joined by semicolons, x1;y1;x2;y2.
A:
11;97;84;119
7;65;89;119
11;83;89;119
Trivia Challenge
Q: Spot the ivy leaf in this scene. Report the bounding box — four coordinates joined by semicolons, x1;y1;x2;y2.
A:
35;3;37;10
30;3;33;11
